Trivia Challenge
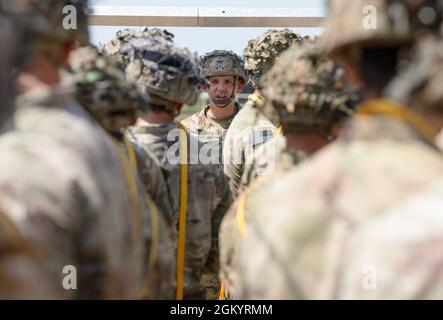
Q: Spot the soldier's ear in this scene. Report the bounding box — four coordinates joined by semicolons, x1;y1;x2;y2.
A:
62;41;76;67
341;53;365;91
236;80;244;93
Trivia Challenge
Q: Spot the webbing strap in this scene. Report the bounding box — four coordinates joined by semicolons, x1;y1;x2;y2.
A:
357;99;437;143
176;123;188;300
0;208;24;246
123;136;160;273
248;92;264;107
236;189;250;237
112;138;142;240
219;280;225;300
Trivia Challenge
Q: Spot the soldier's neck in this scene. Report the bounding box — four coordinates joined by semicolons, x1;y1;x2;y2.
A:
286;132;328;156
18;54;60;92
137;111;174;125
207;100;237;120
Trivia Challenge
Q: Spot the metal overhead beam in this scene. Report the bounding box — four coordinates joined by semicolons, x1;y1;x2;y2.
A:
88;6;325;28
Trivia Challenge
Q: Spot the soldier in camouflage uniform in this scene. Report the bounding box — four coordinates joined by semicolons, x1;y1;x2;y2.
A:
245;40;360;183
103;28;232;300
219;40;358;300
0;1;149;298
66;45;175;299
237;0;443;299
0;11;60;299
223;29;307;197
181;50;247;159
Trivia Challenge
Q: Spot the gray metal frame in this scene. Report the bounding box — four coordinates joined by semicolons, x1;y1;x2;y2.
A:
88;6;325;27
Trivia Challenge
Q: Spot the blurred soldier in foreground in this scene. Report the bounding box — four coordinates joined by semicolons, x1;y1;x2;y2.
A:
67;45;175;299
104;28;232;300
0;0;147;298
223;29;305;198
238;0;443;299
0;10;61;299
219;41;358;299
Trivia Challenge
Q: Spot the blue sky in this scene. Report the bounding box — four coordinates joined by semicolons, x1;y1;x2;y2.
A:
89;0;326;55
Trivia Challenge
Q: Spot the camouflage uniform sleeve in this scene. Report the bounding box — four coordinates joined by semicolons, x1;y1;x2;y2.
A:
0;211;61;299
225;126;277;198
223;128;247;199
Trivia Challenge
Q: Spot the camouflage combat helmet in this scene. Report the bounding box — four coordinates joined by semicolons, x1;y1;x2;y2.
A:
323;0;443;58
102;28;175;68
199;50;248;83
103;28;203;116
67;45;139;137
0;0;90;47
386;36;443;113
244;29;306;88
261;41;361;135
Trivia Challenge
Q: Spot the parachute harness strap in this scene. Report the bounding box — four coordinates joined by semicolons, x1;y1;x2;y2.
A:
0;193;25;246
176;123;189;300
112;137;142;240
236;188;250;237
112;137;150;297
248;92;264;107
219;280;226;300
357;99;437;143
219;188;251;300
124;136;160;276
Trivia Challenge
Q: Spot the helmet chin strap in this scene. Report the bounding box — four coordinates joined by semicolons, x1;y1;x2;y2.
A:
208;76;238;108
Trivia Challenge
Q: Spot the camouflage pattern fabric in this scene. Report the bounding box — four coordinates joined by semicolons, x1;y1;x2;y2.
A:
222;93;277;198
323;0;442;57
260;40;358;135
199;50;247;83
103;28;202;116
0;0;90;47
126;122;232;299
66;45;176;299
238;102;443;299
67;44;176;243
0;84;146;298
386;36;443;113
66;45;139;137
219;139;299;299
102;27;175;67
181;102;242;141
244;29;306;87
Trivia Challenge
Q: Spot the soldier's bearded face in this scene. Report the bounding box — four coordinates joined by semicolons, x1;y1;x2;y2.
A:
206;75;238;107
